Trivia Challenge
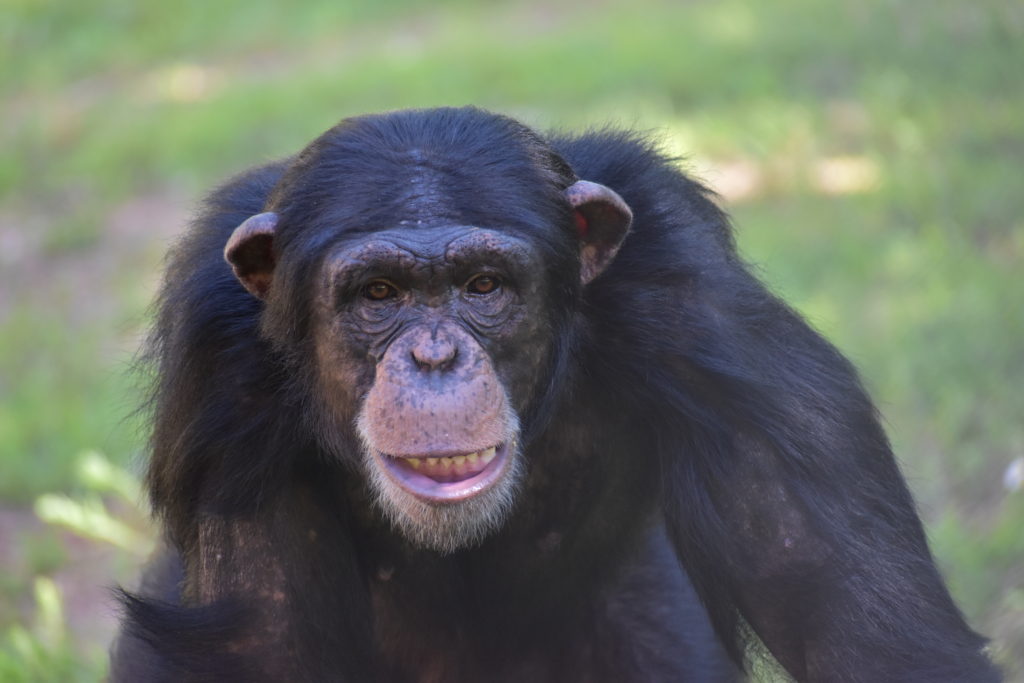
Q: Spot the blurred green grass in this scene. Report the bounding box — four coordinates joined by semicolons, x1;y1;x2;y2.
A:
1;0;1022;677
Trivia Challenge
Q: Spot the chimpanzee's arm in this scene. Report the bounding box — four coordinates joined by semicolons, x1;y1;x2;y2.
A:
659;268;999;681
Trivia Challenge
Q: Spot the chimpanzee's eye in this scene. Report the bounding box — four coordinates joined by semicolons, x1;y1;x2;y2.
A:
466;275;500;295
363;280;399;301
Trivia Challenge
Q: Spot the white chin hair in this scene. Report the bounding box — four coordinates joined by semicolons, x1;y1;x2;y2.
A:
364;448;524;554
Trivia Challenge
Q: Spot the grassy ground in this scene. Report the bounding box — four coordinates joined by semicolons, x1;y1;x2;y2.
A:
1;0;1022;678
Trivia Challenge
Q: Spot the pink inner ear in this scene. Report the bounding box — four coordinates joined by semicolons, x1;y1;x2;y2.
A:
574;210;589;237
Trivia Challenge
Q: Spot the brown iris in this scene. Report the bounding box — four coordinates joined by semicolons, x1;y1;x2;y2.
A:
467;275;500;295
364;280;398;300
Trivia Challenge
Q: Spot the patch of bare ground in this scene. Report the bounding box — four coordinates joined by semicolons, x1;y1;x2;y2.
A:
0;506;136;657
0;190;188;325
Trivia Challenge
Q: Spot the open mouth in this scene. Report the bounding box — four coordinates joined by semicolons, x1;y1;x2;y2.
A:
375;443;510;502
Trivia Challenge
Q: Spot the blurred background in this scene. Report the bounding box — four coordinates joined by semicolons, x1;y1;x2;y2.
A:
2;0;1022;679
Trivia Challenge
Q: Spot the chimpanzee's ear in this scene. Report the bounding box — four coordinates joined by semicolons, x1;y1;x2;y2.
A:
224;212;278;299
564;181;633;284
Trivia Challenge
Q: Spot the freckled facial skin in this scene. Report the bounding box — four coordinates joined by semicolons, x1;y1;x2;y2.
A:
362;324;509;457
310;225;553;551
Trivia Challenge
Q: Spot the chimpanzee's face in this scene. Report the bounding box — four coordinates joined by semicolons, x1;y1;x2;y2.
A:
310;224;553;552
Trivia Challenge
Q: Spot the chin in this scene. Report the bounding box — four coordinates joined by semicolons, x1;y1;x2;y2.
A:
363;441;524;554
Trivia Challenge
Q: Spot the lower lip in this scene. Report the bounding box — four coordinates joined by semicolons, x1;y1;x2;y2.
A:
376;444;509;503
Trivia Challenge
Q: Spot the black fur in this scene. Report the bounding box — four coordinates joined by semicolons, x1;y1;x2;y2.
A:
111;107;999;682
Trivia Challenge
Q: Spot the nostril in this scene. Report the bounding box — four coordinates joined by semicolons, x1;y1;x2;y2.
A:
411;341;458;371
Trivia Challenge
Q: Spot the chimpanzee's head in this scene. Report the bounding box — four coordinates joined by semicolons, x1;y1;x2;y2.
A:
222;109;631;552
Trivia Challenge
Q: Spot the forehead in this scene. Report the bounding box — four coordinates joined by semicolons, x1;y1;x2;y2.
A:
322;226;539;274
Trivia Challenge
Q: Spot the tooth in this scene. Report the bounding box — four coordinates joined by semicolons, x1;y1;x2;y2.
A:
426;457;438;467
440;457;453;468
466;452;479;463
407;458;420;470
481;447;496;464
453;455;466;466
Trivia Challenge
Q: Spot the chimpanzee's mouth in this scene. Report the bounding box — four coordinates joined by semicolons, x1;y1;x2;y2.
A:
394;447;499;482
376;443;509;502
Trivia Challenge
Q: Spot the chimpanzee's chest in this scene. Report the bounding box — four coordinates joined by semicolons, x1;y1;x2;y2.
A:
363;523;735;683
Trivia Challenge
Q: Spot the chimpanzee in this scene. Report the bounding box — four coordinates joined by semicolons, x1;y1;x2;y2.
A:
110;107;999;682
